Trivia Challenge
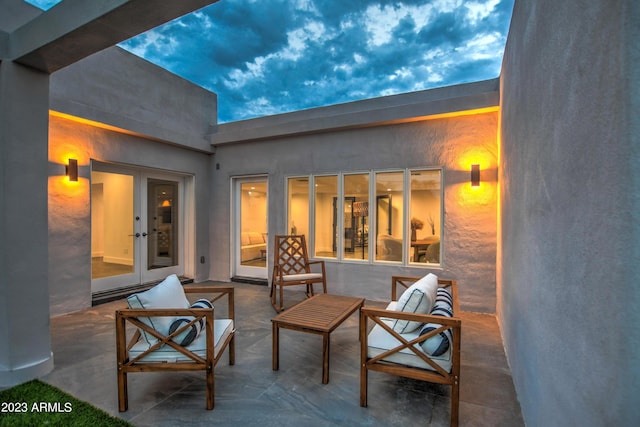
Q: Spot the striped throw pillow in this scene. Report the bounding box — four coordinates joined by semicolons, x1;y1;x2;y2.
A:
419;287;454;356
168;299;213;346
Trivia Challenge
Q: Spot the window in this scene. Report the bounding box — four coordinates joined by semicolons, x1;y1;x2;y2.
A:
375;171;404;262
287;177;309;238
409;170;441;264
313;175;337;258
344;173;370;260
287;168;441;265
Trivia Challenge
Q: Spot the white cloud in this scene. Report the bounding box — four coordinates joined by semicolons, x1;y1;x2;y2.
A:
122;30;179;62
340;19;355;31
244;96;281;118
379;88;398;96
467;32;500;48
362;1;466;48
363;4;403;47
333;63;353;74
191;11;215;29
362;3;423;47
225;56;268;89
465;0;501;24
389;67;413;81
224;18;329;89
427;72;444;83
292;0;320;14
455;32;505;60
281;20;327;60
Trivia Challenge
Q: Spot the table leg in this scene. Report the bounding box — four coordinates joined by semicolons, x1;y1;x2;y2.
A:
322;333;330;384
272;322;279;371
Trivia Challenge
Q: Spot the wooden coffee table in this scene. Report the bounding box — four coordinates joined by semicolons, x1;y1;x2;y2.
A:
272;293;365;384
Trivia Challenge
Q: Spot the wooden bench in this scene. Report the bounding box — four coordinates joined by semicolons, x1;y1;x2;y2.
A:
360;276;461;426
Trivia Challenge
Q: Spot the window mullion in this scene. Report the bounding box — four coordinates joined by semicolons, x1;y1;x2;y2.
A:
337;173;344;260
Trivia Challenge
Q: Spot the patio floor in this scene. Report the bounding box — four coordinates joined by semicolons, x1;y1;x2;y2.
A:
42;281;524;426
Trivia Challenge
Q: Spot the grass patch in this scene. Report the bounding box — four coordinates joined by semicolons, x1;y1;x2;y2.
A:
0;379;133;426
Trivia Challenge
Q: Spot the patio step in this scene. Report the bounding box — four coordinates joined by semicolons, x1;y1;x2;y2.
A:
231;276;268;286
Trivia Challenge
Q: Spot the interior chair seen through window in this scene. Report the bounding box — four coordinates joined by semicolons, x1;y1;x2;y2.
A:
271;235;327;312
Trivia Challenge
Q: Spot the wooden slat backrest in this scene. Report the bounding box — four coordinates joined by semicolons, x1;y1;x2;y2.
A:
275;235;311;275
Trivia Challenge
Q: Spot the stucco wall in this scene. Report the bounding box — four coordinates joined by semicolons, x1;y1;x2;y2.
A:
0;61;54;385
499;1;640;425
47;47;217;316
210;109;498;313
50;47;217;153
48;116;212;317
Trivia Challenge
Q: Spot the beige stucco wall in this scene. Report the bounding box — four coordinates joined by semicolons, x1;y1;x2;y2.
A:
210;106;499;313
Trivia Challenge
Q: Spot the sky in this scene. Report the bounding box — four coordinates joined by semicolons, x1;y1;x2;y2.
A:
25;0;514;123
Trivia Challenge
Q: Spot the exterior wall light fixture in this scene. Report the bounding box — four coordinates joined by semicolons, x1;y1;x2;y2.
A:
66;158;78;182
471;164;480;187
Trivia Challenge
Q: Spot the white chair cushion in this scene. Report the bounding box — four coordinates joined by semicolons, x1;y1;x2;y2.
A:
392;273;438;333
129;319;234;363
126;274;190;344
281;273;323;282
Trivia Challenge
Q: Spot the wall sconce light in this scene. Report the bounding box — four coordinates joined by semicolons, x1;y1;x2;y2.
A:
471;164;480;187
66;158;78;182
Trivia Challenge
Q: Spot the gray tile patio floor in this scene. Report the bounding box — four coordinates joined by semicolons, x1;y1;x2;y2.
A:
42;281;524;426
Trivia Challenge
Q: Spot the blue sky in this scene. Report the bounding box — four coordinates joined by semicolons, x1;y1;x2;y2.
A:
25;0;513;123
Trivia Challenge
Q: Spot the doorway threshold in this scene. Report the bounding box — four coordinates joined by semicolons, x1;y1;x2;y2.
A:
92;276;194;306
231;276;268;286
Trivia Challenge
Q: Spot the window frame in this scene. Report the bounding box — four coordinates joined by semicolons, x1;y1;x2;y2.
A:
406;167;443;266
285;167;443;267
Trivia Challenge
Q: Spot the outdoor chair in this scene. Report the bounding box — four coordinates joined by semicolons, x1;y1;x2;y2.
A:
270;234;327;312
360;275;461;426
115;274;235;411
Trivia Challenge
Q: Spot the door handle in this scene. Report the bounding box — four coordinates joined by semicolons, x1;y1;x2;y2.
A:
128;233;141;238
142;232;149;237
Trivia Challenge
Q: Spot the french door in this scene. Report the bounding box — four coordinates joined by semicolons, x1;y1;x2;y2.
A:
91;162;189;294
233;176;268;280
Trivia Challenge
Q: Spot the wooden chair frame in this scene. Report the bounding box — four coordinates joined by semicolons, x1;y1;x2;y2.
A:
116;286;235;412
360;276;461;427
270;235;327;312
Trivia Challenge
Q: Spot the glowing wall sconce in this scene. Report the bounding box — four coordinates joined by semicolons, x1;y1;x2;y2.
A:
66;158;78;182
471;164;480;187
